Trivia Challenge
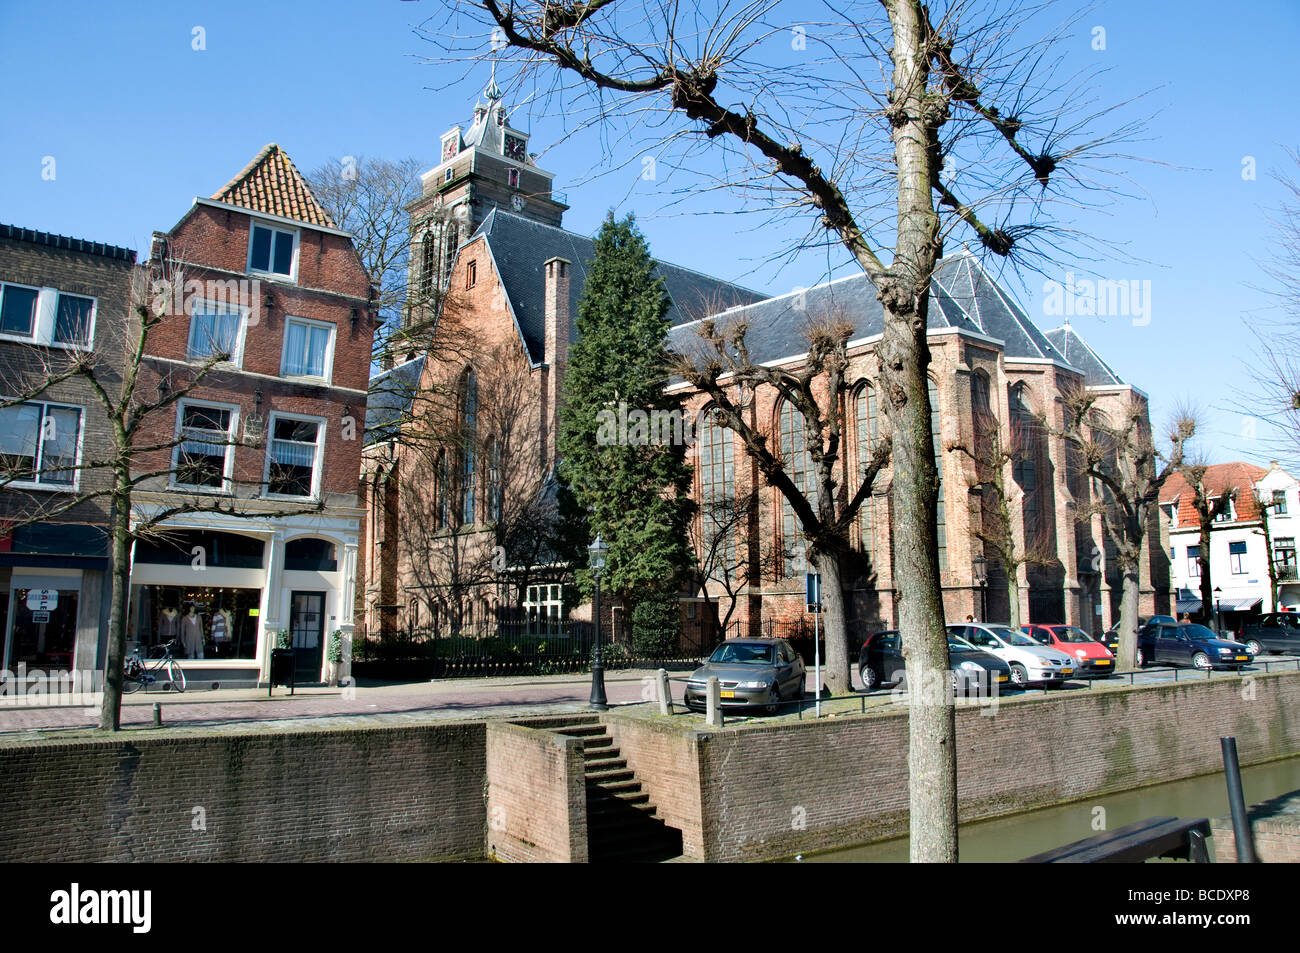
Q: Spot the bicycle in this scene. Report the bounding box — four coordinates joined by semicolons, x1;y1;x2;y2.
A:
122;639;186;693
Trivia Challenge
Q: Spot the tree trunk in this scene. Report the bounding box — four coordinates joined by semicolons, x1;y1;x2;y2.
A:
1117;564;1141;668
814;551;849;695
1198;518;1214;627
1006;571;1021;630
98;478;132;731
885;0;958;863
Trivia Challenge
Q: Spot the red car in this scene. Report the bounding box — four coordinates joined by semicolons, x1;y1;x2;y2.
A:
1021;624;1117;677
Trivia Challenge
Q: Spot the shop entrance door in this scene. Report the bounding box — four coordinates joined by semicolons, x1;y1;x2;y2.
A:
289;591;325;682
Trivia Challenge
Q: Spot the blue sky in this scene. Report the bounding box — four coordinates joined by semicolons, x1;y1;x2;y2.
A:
3;0;1297;467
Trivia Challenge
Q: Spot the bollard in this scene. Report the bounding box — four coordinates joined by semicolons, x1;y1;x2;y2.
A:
1220;736;1258;863
152;703;162;728
706;675;722;727
656;668;672;715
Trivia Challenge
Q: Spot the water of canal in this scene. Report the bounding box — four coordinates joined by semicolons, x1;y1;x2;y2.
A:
796;754;1300;862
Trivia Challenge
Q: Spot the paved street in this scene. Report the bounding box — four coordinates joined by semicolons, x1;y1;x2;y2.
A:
1;656;1295;735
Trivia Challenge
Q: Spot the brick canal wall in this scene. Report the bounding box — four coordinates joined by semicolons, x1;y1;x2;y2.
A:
485;721;587;863
607;670;1300;862
1212;789;1300;863
0;720;486;862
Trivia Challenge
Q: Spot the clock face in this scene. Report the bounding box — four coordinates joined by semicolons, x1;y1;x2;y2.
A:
511;194;525;212
504;134;526;162
442;138;459;161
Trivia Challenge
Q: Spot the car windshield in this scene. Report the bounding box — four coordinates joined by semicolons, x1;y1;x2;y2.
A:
1053;626;1095;643
709;643;775;664
987;625;1036;647
1179;624;1217;641
948;636;978;652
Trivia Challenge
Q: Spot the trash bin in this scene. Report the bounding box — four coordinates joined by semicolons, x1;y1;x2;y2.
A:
269;648;296;696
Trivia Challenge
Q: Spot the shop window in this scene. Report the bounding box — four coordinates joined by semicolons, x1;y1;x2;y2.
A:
266;415;322;498
284;537;337;572
134;530;265;569
127;584;260;660
6;586;79;670
0;401;82;489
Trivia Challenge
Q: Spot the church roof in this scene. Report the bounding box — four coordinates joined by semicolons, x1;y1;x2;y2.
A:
473;208;765;364
211;143;338;229
668;249;1106;377
1042;323;1126;386
364;356;426;445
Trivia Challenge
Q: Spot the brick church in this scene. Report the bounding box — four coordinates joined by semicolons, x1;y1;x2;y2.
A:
358;76;1171;643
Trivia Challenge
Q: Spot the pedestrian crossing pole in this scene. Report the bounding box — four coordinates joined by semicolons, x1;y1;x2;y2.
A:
806;571;822;717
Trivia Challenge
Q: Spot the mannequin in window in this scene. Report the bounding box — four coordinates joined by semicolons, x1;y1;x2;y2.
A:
210;606;232;654
180;604;204;659
158;605;180;646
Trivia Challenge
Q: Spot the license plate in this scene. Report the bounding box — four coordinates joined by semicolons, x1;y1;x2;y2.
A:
1095;659;1111;666
1236;656;1248;662
720;691;735;699
1062;669;1074;676
996;674;1007;682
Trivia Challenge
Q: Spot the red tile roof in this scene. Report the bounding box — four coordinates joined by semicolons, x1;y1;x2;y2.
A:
1161;461;1269;526
210;144;338;229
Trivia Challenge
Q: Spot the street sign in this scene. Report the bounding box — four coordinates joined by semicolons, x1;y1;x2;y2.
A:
805;572;821;613
26;589;58;612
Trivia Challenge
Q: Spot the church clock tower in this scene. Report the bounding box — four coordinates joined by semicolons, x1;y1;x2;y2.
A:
405;67;568;326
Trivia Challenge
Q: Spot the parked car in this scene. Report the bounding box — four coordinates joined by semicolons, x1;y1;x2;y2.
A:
859;630;1011;694
948;623;1077;687
683;638;806;714
1022;624;1117;677
1101;616;1177;655
1136;623;1254;670
1239;613;1300;656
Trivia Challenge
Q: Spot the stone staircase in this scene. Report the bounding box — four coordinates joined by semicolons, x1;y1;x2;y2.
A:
548;715;683;863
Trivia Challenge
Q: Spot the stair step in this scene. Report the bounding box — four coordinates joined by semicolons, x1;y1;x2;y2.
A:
584;767;635;784
552;724;608;738
581;736;616;750
583;755;627;771
588;799;659;820
589;788;651;807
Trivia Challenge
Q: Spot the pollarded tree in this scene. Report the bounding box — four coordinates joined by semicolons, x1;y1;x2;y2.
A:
557;212;694;613
1179;460;1235;626
427;0;1149;862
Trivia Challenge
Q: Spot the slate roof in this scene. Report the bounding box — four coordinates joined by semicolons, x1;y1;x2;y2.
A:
365;357;426;445
669;249;1097;374
473;208;766;364
1042;324;1126;387
211;144;338;229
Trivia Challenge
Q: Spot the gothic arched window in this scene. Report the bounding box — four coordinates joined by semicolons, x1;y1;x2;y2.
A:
854;383;878;564
929;378;947;572
461;370;478;525
778;399;817;578
699;407;736;573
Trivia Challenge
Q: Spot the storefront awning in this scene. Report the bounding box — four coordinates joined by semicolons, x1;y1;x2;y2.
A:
1176;598;1202;614
1219;597;1262;612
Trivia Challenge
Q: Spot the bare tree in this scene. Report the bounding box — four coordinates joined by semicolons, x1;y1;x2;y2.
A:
425;0;1147;861
1057;385;1193;667
1178;460;1234;626
1252;487;1282;612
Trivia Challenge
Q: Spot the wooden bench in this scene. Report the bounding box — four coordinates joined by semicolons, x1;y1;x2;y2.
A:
1019;816;1212;863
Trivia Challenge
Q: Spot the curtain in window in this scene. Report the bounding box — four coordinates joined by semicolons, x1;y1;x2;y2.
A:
272;438;317;468
284;322;329;376
190;309;239;359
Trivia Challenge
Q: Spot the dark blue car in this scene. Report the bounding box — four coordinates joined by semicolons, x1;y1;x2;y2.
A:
1137;623;1254;671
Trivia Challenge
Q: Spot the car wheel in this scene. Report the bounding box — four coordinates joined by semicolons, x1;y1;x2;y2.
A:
1192;652;1212;670
1246;640;1263;656
1008;663;1028;687
861;662;880;691
765;684;782;715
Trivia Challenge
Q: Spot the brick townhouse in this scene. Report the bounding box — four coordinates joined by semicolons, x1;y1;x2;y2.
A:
362;80;1170;644
0;224;136;676
130;144;375;686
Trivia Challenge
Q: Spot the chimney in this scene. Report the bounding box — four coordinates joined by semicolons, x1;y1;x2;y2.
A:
543;257;571;470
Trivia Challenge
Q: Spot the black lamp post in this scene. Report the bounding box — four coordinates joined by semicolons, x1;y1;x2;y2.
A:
1214;586;1223;635
588;534;609;710
973;554;988;621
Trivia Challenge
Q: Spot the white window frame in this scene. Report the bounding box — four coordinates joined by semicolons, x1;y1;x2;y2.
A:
186;297;249;368
1229;540;1249;575
262;411;326;501
169;398;239;494
246;220;299;281
279;315;336;385
0;399;85;493
0;284;96;351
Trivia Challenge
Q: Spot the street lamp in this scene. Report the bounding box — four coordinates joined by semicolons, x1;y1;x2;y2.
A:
973;554;988;621
1214;586;1223;635
588;534;609;711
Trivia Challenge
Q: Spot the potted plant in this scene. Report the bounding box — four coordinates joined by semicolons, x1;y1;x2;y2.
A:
275;628;292;650
326;629;343;686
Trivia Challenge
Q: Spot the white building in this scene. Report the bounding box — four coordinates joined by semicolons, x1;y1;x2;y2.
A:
1161;461;1300;628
